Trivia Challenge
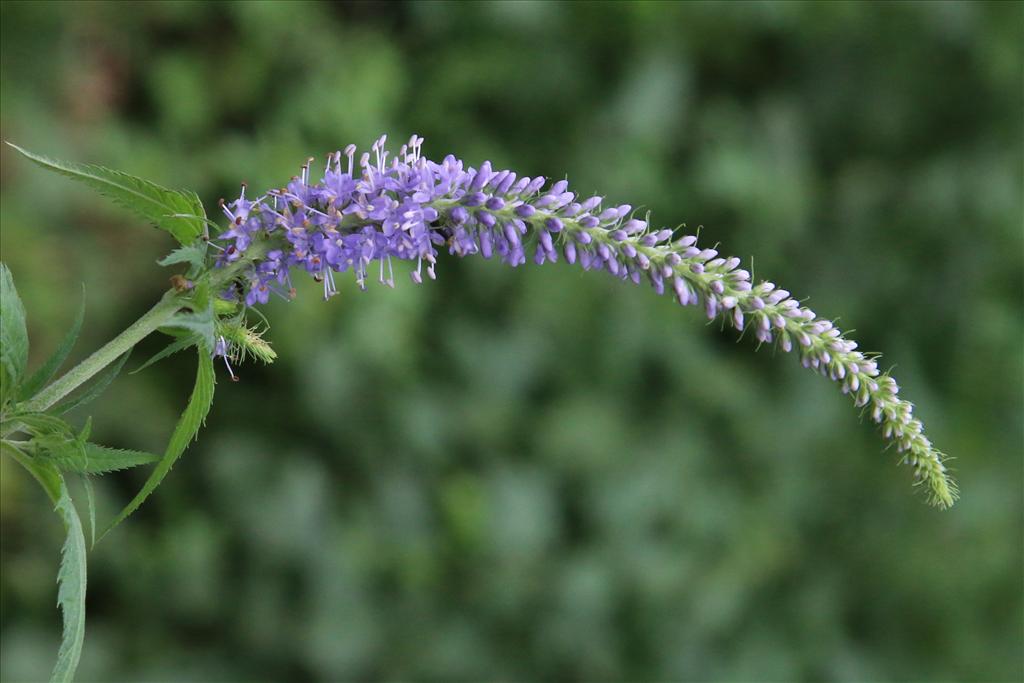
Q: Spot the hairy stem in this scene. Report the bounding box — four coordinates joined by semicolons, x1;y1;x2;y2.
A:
22;292;183;413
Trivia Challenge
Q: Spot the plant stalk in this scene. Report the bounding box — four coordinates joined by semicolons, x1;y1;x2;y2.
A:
22;291;184;413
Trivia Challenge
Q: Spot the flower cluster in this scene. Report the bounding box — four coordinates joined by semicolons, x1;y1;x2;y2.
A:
212;135;956;507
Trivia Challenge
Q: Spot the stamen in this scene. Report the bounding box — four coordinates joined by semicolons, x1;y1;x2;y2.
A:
224;355;239;382
345;144;357;175
215;336;239;382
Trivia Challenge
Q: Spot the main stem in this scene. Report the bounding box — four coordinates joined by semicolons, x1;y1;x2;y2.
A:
22;291;184;413
18;240;273;416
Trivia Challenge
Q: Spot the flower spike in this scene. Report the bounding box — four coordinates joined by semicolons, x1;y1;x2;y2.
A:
213;135;957;508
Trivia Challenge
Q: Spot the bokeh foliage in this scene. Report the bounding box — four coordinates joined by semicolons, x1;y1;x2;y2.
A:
1;1;1021;680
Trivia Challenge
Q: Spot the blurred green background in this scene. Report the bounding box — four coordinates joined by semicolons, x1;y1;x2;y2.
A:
1;1;1021;681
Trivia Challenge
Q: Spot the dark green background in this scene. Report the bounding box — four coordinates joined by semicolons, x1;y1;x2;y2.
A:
1;1;1021;681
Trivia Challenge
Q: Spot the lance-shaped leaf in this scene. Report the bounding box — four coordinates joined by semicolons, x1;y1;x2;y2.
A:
50;479;87;683
157;242;208;275
130;333;201;375
19;287;86;401
1;411;76;440
40;440;161;475
1;262;29;404
161;280;215;353
82;476;97;549
1;443;87;682
52;350;132;416
6;143;206;246
163;309;214;355
100;349;215;540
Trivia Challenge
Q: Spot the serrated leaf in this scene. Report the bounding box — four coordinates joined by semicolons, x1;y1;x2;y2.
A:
163;312;214;355
20;287;86;401
163;313;214;356
44;442;161;475
100;350;215;540
50;479;87;683
178;190;207;230
2;442;87;681
52;350;131;416
130;334;200;375
157;242;208;271
1;262;29;403
162;283;214;353
6;143;205;246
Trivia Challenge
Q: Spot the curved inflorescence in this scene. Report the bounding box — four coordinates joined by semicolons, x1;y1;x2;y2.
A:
212;134;956;508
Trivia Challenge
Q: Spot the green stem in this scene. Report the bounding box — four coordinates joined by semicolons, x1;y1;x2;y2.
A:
22;291;184;413
11;242;271;420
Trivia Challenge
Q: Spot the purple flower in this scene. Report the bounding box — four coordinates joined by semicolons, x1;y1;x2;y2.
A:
212;134;957;508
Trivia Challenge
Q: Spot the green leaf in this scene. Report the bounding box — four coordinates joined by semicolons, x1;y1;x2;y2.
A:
1;411;75;439
157;242;208;273
163;310;214;354
161;282;214;353
164;212;219;231
19;287;86;401
50;479;87;683
6;143;206;246
52;350;132;415
179;190;208;231
44;441;161;475
78;416;92;443
130;334;200;375
100;350;215;540
82;476;97;549
1;262;29;403
1;441;87;682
